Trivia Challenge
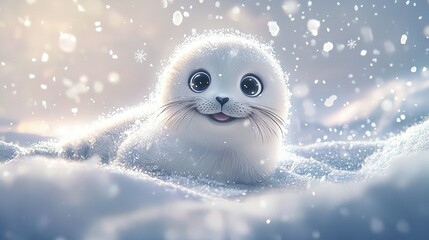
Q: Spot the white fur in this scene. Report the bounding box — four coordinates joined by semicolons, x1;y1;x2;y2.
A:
43;31;291;183
115;31;291;183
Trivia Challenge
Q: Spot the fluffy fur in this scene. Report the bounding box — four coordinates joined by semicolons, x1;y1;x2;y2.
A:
116;31;291;183
6;30;291;184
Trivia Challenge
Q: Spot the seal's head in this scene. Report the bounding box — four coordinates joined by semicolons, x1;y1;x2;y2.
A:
154;30;290;183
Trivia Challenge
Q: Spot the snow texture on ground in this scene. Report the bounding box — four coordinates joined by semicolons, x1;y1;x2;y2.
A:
0;119;428;239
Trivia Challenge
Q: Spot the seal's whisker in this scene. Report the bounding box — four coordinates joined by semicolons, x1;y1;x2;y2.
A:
248;115;265;142
157;97;199;129
248;104;287;141
251;111;274;141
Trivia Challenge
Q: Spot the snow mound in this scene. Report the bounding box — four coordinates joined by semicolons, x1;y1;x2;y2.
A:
0;119;428;239
0;141;21;161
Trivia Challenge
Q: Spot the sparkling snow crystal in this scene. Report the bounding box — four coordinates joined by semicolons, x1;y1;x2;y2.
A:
307;19;321;36
267;21;280;36
324;95;337;107
347;39;357;49
134;49;147;63
58;32;77;53
172;11;183;26
400;34;408;45
323;42;334;52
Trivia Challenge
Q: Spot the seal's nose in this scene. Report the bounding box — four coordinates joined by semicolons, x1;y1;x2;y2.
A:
216;96;229;106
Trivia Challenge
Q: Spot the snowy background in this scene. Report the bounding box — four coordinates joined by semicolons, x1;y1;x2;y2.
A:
1;0;429;239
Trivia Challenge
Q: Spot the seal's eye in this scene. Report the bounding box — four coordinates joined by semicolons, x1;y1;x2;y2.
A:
240;74;263;97
189;70;211;93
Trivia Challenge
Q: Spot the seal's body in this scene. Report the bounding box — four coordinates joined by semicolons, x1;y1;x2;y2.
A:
114;31;291;183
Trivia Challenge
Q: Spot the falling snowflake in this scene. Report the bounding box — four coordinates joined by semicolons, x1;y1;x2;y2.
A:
347;39;357;49
134;49;147;63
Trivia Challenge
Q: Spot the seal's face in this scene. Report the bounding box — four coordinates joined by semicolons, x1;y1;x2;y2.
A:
158;34;290;146
188;70;264;123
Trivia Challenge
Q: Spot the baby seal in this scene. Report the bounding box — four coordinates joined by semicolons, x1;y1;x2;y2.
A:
116;31;291;183
5;31;291;184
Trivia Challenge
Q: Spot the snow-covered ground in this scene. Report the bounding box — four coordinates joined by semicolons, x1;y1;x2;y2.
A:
1;118;428;240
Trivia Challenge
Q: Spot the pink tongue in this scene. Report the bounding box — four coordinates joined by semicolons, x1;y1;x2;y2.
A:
212;113;230;122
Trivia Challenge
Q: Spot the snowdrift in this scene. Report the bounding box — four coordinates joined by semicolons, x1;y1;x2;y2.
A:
0;119;428;239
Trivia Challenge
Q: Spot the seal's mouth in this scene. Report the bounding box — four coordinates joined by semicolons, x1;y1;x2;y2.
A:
210;112;235;123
